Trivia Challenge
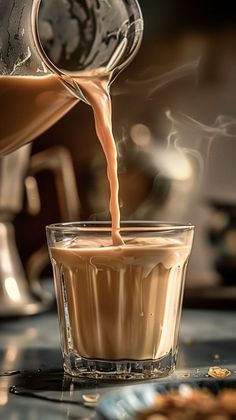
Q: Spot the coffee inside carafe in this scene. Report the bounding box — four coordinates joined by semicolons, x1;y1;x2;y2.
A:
0;75;78;155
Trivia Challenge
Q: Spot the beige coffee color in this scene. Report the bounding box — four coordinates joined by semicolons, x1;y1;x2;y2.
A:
0;75;77;154
50;237;190;361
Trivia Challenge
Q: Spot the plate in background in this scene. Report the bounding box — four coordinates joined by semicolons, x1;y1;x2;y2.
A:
97;378;236;420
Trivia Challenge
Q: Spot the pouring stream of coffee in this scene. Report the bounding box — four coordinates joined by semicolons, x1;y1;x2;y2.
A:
39;1;144;245
75;75;124;245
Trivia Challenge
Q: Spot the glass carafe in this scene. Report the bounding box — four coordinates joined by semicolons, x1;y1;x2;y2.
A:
0;0;143;155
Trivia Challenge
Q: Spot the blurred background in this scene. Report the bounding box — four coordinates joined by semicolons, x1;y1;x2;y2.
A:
13;0;236;307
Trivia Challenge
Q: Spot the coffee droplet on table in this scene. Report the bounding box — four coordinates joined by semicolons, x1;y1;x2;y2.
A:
208;366;231;378
82;393;100;405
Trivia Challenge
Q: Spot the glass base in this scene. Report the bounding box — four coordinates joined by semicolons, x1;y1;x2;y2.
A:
63;351;176;380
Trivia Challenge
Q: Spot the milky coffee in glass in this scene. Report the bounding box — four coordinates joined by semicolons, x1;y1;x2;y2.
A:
47;223;194;380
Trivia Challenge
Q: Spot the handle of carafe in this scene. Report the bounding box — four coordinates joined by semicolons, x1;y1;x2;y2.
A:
25;145;80;295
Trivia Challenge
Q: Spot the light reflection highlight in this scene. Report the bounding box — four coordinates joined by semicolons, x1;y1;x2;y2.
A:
4;277;21;301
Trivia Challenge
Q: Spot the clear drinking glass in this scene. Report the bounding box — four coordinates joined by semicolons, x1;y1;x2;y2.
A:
46;221;194;380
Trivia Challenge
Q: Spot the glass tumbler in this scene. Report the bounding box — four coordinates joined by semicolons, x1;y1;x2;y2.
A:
46;221;194;380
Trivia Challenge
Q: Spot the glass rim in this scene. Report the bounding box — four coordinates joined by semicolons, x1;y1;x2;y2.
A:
46;220;194;233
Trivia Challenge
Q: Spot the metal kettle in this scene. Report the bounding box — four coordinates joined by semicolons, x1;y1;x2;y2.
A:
0;144;80;317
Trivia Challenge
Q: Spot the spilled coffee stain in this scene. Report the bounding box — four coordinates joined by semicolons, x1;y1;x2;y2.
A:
8;369;95;409
0;370;20;376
